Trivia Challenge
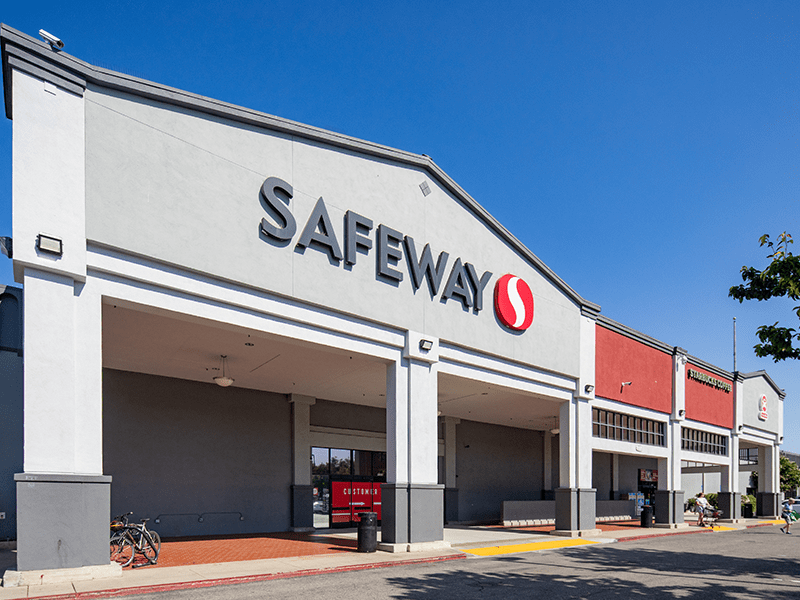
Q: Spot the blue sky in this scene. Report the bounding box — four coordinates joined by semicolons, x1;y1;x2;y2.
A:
1;2;798;449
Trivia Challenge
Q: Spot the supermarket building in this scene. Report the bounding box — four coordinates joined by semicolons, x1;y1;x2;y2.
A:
0;24;786;578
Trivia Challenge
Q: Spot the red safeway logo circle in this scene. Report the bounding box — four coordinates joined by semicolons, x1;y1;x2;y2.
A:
494;274;534;331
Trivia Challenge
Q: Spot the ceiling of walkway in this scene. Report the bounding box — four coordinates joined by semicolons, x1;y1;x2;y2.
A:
102;300;562;430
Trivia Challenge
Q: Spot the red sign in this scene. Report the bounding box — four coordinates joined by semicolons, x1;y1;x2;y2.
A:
331;481;382;523
494;274;534;331
759;394;769;421
639;469;658;482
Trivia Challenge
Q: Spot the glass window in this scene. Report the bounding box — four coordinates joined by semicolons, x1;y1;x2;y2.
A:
330;449;351;475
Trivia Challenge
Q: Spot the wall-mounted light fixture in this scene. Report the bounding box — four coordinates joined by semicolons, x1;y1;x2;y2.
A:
621;381;632;387
213;355;234;387
550;417;560;435
678;409;685;417
0;236;12;259
584;384;594;394
738;425;743;431
37;234;62;256
419;339;434;351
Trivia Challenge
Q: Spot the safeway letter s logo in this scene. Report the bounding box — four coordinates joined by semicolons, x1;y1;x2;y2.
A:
494;274;534;331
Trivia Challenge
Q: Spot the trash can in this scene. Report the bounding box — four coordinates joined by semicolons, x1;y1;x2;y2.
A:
357;512;378;552
640;504;654;528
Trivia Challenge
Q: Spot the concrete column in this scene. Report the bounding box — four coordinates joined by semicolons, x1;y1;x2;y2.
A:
289;394;316;531
649;349;688;527
443;416;459;523
16;271;111;572
757;444;781;517
553;394;597;536
381;332;445;551
543;430;553;500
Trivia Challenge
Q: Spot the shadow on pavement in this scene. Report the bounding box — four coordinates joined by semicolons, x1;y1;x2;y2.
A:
385;535;800;599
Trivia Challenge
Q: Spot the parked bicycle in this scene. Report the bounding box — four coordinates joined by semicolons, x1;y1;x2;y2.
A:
110;512;161;567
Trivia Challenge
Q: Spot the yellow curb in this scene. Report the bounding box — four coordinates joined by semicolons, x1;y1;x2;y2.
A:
462;538;598;557
759;520;785;525
706;526;737;531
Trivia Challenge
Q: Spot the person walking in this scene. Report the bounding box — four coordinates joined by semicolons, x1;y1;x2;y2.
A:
696;493;710;527
781;497;797;534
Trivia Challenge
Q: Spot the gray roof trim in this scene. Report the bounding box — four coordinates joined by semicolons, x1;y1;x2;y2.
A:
740;370;787;399
0;24;599;314
595;315;674;354
685;355;733;382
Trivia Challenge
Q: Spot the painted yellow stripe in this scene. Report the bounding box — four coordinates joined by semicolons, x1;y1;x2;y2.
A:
462;538;597;556
707;526;737;531
760;520;785;525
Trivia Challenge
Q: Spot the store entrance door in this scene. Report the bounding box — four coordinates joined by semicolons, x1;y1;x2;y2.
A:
312;447;386;529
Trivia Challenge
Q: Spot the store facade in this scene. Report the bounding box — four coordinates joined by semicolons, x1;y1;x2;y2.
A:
0;24;785;579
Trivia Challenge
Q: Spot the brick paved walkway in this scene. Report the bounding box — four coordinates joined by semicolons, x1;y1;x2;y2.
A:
135;533;358;569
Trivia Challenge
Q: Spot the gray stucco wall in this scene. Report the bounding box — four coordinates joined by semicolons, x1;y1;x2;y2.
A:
0;286;23;541
103;369;292;537
456;420;543;523
0;351;22;541
310;399;386;433
83;87;583;378
618;454;658;496
741;376;781;434
593;452;612;500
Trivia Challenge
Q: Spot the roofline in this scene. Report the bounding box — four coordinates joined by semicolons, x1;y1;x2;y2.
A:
596;314;737;381
1;23;600;315
739;370;787;399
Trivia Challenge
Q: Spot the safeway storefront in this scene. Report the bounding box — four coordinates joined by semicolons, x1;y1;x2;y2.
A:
0;24;785;580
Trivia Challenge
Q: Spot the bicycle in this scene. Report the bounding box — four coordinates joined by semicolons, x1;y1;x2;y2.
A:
110;512;161;567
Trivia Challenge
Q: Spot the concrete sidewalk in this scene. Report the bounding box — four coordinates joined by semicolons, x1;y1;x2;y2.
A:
0;519;782;599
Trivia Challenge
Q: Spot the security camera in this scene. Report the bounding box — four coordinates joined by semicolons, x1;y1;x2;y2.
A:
38;30;64;50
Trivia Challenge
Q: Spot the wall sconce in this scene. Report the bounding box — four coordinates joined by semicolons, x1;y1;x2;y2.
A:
738;425;743;431
584;384;594;394
678;409;685;417
37;233;62;256
419;339;434;351
213;355;235;387
550;417;560;435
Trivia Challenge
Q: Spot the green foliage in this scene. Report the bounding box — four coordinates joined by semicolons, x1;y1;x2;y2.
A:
686;497;697;508
706;493;718;509
781;456;800;493
730;232;800;361
741;494;757;507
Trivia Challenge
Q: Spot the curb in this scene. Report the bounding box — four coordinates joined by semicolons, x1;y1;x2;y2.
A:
15;554;467;600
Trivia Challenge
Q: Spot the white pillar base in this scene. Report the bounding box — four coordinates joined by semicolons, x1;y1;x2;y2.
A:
2;562;121;588
377;540;452;553
549;528;601;538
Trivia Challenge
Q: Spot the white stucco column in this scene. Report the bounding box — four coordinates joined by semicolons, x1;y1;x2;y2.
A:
763;444;779;494
558;395;592;489
382;332;444;548
554;392;596;535
23;270;103;475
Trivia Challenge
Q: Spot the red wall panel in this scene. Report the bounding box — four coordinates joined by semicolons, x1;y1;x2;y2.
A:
684;364;734;428
595;326;672;413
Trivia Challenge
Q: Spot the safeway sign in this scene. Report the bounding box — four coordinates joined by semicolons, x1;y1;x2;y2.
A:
259;176;534;333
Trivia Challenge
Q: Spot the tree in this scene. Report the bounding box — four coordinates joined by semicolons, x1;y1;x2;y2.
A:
729;232;800;361
750;458;800;494
781;457;800;494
